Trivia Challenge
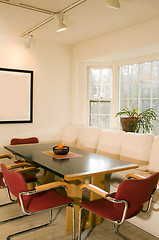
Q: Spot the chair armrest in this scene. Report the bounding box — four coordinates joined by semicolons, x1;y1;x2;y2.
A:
0;154;13;159
35;181;69;192
7;162;33;170
80;184;109;198
126;173;145;179
7;162;39;173
16;167;38;174
81;184;129;226
19;181;69;215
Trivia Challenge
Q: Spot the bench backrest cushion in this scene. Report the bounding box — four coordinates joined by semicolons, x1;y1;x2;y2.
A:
120;132;154;165
76;126;101;153
96;130;124;159
62;124;81;147
148;136;159;173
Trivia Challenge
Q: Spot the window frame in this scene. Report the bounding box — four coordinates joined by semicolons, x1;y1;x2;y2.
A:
118;59;159;134
118;60;159;113
87;65;113;129
73;53;159;133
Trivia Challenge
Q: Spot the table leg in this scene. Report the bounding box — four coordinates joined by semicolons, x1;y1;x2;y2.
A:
65;179;83;234
65;173;112;234
42;170;55;184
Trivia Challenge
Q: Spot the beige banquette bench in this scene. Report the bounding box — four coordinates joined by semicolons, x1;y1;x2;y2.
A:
60;123;159;238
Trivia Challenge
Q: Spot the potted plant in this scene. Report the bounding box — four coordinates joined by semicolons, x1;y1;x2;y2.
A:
115;106;157;133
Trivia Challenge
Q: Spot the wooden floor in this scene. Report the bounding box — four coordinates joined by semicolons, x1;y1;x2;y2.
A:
0;198;158;240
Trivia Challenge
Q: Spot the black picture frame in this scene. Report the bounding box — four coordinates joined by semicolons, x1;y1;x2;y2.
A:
0;68;33;124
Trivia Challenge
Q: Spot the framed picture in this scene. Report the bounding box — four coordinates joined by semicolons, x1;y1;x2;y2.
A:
0;68;33;123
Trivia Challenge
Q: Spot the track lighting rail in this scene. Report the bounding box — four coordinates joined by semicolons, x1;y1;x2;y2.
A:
0;0;87;37
20;0;87;37
0;0;55;14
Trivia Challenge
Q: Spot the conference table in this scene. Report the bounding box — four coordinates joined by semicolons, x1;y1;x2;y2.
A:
4;142;138;234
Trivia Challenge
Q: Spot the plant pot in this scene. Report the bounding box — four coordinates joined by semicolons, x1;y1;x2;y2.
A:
120;117;138;132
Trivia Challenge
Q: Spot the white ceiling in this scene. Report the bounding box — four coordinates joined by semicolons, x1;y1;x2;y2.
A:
0;0;159;45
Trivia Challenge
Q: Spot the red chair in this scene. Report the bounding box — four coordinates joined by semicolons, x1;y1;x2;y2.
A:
11;137;39;145
0;154;39;223
78;172;159;240
10;137;39;163
1;163;75;240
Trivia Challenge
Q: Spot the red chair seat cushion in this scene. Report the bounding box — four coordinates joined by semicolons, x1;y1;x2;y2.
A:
80;192;142;221
20;189;73;213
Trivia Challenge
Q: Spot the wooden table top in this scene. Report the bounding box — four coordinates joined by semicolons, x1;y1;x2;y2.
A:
4;142;138;181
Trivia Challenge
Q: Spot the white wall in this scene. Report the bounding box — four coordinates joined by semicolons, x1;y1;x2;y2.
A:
71;17;159;126
72;17;159;62
0;34;72;153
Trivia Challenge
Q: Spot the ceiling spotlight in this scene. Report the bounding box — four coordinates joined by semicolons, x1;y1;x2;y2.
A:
24;34;33;48
105;0;120;9
55;12;67;32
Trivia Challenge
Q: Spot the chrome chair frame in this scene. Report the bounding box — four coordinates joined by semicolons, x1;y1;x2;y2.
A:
78;183;158;240
4;182;75;240
0;155;39;224
78;195;128;240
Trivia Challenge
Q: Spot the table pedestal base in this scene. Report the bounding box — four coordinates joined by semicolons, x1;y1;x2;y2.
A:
66;174;110;234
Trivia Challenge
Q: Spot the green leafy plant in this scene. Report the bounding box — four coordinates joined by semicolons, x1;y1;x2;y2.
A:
115;107;140;118
115;106;158;133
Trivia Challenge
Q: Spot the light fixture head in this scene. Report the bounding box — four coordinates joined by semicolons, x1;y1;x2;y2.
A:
105;0;120;9
55;12;67;32
24;34;33;48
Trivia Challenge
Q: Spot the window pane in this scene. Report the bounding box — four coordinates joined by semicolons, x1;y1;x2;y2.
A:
120;82;128;98
140;62;151;80
152;80;159;98
129;81;138;98
119;65;128;81
100;101;110;114
140;81;151;98
90;115;99;128
90;101;99;114
152;99;159;116
90;84;100;98
101;84;111;98
129;99;138;109
152;61;159;79
129;64;139;81
140;99;150;112
120;100;127;110
90;69;100;84
152;119;159;136
100;115;110;129
101;68;112;83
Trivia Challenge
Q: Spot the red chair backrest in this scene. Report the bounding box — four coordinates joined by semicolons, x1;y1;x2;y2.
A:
115;172;159;209
0;172;5;187
1;164;31;207
11;137;39;145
